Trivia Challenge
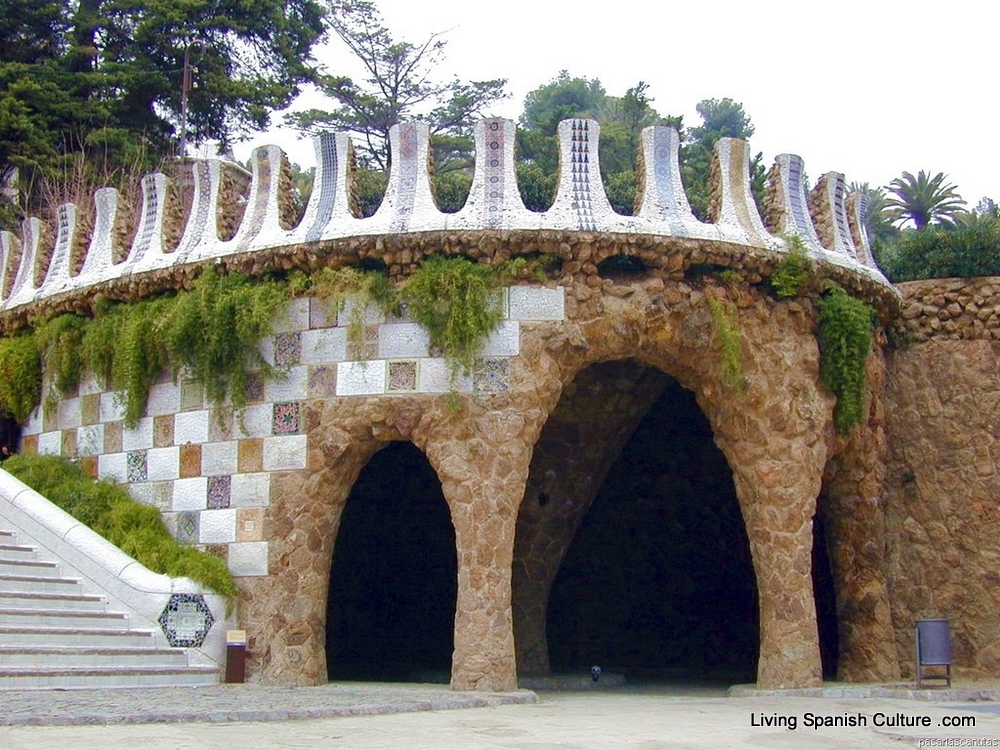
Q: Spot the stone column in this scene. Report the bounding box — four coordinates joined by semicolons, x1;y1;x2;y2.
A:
426;408;535;692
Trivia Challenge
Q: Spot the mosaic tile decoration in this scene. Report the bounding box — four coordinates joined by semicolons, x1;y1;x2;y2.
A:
158;593;215;648
474;357;510;393
387;360;417;392
304;132;339;243
483;119;505;228
272;401;300;435
570;120;597;232
307;365;337;398
207;474;232;509
132;173;161;262
236;147;273;252
274;332;301;366
176;511;199;543
126;450;148;482
390;122;419;233
347;324;379;361
245;373;265;403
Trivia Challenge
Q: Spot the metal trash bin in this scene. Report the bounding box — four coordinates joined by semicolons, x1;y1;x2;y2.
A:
915;618;951;688
226;629;247;684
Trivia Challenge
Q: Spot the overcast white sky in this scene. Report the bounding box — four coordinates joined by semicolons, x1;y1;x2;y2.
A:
235;0;998;206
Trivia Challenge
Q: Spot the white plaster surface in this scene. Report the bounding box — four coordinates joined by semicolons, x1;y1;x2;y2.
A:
174;410;210;445
378;322;431;359
98;452;127;482
228;541;268;577
122;417;154;451
481;320;520;356
37;432;62;456
508;286;566;321
199;508;237;544
301;327;347;364
418;358;473;394
77;424;104;456
337;360;387;396
146;381;181;416
145;446;180;481
99;392;126;423
263;434;307;471
21;408;42;436
235;404;272;439
57;397;82;429
172;477;208;511
231;472;271;507
200;441;238;476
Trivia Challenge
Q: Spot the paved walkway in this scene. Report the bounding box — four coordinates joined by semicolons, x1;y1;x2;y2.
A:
1;680;999;749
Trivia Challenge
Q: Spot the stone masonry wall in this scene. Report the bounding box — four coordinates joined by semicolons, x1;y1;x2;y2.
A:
885;278;1000;678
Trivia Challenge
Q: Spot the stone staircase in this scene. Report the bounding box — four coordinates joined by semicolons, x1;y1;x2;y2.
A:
0;528;220;689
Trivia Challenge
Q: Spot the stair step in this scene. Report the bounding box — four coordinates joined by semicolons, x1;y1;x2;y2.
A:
0;607;129;629
0;574;83;594
0;625;157;648
0;645;189;667
0;544;39;561
0;664;220;690
0;559;61;576
0;590;107;611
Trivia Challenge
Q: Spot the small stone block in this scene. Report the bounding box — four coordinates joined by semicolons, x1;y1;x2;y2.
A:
208;408;234;441
153;415;174;448
20;435;38;455
80;393;100;426
80;455;98;478
274;332;301;366
307;365;337;398
245;373;265;403
61;429;78;458
238;438;264;473
127;450;148;482
474;357;510;393
387;360;417;392
309;297;338;328
346;324;379;361
180;379;205;411
236;507;264;542
179;443;202;478
207;475;232;509
103;421;123;454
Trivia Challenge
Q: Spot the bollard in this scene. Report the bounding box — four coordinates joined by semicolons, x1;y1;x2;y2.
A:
226;629;247;684
915;619;951;688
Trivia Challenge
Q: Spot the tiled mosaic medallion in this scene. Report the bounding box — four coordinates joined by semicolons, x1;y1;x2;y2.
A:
387;360;417;392
207;475;232;509
272;402;300;435
274;332;301;366
176;511;199;543
158;593;215;648
474;357;510;393
126;450;148;482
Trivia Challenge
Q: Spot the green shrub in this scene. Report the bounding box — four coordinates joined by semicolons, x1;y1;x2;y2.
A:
816;284;875;432
0;334;41;422
3;454;239;600
881;216;1000;282
770;235;815;299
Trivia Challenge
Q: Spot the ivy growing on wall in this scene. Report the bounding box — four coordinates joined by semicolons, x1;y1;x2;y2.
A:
770;236;815;299
0;333;41;423
816;283;875;432
707;295;744;392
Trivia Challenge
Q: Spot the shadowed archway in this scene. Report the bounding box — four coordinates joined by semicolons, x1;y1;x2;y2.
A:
326;441;457;682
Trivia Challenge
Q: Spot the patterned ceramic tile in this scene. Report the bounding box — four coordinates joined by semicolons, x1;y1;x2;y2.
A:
236;507;264;542
473;357;510;393
153;414;174;447
103;421;122;454
61;429;78;458
80;393;100;426
238;438;264;473
274;332;301;366
180;379;205;411
127;450;148;482
272;402;300;435
179;443;202;478
176;511;199;543
307;365;337;398
207;475;232;509
203;544;229;565
387;360;417;392
158;593;214;648
245;373;265;403
309;297;338;329
209;407;234;441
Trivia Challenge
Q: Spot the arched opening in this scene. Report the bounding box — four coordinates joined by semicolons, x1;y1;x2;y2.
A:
812;510;840;679
326;441;457;682
515;361;760;684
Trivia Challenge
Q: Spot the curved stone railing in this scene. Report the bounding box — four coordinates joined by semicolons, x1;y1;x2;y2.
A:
0;467;235;669
0;118;896;323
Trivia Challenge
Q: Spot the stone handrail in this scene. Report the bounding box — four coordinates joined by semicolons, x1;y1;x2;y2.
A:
0;467;234;668
0;118;896;325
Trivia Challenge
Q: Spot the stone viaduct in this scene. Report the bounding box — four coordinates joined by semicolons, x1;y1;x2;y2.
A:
1;118;997;692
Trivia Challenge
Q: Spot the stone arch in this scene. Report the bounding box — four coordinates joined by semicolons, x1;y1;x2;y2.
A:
326;440;457;681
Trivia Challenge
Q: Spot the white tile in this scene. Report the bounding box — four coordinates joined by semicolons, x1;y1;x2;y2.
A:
21;407;42;436
234;404;271;438
174;410;210;444
481;320;520;356
341;296;384;326
201;441;238;476
199;509;237;543
37;432;62;456
263;434;307;471
99;392;126;423
272;297;310;333
228;542;268;576
146;446;179;481
300;328;347;364
418;358;473;393
231;473;270;507
378;322;431;359
122;417;154;451
57;397;82;429
264;365;307;402
336;360;387;396
77;424;104;456
146;381;180;416
173;477;208;511
508;286;565;321
98;453;127;482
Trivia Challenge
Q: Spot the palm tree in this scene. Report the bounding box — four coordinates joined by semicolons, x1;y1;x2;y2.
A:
849;181;897;245
884;170;967;229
